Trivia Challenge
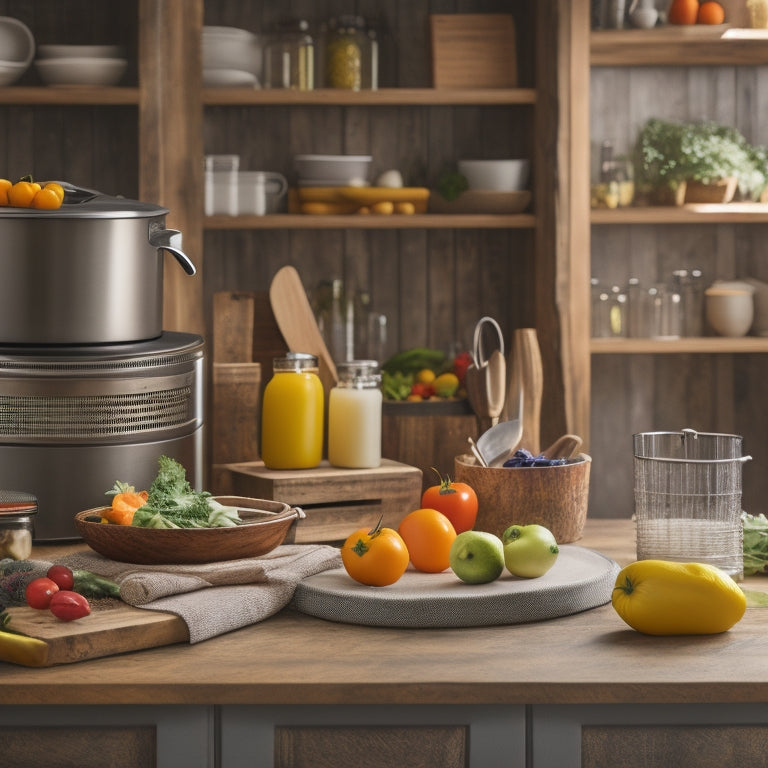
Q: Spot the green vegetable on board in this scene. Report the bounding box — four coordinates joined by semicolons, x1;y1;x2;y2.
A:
742;512;768;576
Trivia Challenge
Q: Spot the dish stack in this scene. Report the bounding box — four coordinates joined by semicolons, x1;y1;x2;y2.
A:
35;44;127;86
294;154;373;188
203;26;261;88
0;16;34;86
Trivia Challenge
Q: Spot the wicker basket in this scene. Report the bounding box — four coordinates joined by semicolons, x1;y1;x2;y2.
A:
684;177;738;204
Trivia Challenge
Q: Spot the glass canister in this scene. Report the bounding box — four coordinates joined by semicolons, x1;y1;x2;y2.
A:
261;353;324;469
328;360;382;469
0;493;38;560
326;15;376;90
263;19;314;90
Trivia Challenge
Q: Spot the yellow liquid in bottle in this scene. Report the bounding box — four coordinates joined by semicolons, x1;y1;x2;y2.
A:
261;369;324;469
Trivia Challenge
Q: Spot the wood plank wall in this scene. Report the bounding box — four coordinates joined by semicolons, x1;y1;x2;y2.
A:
590;65;768;517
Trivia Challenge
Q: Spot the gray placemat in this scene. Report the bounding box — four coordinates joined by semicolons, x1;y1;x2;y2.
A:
293;545;620;628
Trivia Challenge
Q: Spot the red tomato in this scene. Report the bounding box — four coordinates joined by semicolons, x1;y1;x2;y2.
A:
25;577;60;609
47;564;75;591
49;590;91;621
421;470;479;534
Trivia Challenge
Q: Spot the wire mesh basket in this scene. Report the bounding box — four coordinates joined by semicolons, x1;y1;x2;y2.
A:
633;429;752;579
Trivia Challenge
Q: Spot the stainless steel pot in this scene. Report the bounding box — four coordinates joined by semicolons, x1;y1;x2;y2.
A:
0;183;196;344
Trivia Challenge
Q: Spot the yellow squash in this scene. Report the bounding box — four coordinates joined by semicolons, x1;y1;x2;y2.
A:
612;559;746;636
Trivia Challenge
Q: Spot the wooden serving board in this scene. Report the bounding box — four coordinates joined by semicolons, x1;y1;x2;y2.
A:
294;545;620;628
0;603;187;667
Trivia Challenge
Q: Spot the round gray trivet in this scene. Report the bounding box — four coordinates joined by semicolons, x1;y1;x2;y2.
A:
293;545;620;628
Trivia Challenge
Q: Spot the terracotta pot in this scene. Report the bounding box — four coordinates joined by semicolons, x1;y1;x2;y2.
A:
649;181;687;206
684;177;738;204
454;453;591;543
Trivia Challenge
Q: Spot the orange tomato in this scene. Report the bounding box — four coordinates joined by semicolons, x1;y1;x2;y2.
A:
341;518;410;586
102;489;148;526
697;1;724;23
398;508;457;573
668;0;699;24
8;180;41;208
31;187;63;210
42;181;65;203
0;179;11;205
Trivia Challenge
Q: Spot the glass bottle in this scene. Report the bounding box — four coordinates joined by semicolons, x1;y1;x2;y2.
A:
326;15;367;90
261;353;323;469
263;19;314;91
328;360;382;469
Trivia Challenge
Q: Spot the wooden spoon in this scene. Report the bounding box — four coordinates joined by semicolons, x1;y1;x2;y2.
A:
485;348;507;428
268;265;338;394
541;434;583;460
509;328;543;455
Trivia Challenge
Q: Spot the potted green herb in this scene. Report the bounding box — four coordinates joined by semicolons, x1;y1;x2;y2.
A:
633;118;689;205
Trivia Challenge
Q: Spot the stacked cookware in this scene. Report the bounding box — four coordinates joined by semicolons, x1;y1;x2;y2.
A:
0;184;203;540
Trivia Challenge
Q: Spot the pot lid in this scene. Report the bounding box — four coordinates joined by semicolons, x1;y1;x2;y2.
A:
0;182;170;219
0;490;38;516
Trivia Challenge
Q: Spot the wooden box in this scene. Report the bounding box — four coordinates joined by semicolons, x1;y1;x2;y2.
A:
430;14;517;89
217;459;423;544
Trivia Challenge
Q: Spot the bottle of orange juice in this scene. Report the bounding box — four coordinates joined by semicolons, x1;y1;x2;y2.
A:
261;353;324;469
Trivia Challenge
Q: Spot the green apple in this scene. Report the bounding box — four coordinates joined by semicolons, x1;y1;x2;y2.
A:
502;524;559;578
449;530;505;584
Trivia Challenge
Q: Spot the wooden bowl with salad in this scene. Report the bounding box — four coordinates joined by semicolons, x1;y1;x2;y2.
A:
75;496;305;565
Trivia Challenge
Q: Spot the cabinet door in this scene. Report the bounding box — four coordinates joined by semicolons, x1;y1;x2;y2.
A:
0;705;214;768
532;703;768;768
221;704;525;768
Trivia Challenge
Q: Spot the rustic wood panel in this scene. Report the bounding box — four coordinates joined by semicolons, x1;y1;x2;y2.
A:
275;725;467;768
0;726;156;768
582;724;768;768
589;62;768;518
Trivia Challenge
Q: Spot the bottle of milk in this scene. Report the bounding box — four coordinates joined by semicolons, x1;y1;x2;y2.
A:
328;360;382;469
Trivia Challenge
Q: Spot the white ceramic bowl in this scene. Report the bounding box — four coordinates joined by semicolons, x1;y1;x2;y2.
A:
458;159;531;192
202;26;261;79
37;44;124;59
0;16;34;67
294;154;372;186
35;57;127;86
0;59;29;86
203;68;258;88
705;287;754;337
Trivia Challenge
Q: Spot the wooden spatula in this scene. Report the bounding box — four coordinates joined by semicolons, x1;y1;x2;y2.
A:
509;328;543;455
269;265;338;394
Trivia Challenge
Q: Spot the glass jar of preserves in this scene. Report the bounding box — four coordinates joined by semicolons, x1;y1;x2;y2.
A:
261;353;324;469
0;493;37;560
263;19;314;90
328;360;382;469
326;15;378;90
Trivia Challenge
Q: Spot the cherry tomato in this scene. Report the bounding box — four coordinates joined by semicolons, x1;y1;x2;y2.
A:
25;577;60;609
398;508;457;573
47;565;75;591
421;469;479;534
341;518;410;587
49;590;91;622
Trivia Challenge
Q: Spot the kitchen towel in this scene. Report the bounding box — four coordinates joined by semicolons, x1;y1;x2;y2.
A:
58;544;342;643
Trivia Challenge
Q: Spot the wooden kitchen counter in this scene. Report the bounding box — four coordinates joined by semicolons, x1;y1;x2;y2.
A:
3;519;768;708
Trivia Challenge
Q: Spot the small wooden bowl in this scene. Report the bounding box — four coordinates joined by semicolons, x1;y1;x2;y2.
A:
74;496;305;564
454;453;591;543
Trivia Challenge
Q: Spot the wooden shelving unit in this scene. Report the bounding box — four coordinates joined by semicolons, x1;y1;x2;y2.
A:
591;336;768;354
591;203;768;224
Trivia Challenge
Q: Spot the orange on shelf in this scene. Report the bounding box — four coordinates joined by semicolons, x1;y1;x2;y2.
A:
697;1;726;23
668;0;700;24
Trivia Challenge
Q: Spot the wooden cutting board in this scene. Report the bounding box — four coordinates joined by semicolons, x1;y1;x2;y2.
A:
0;602;187;667
294;545;619;629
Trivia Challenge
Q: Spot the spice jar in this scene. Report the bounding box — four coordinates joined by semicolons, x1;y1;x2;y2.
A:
328;360;382;469
263;19;314;90
261;353;324;469
326;15;377;90
0;493;38;560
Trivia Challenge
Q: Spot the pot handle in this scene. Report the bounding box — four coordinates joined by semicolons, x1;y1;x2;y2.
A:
148;228;196;275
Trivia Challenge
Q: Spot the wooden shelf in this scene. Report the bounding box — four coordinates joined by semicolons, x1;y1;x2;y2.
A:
591;27;768;66
203;87;536;107
204;213;537;230
0;87;140;105
591;336;768;354
591;203;768;224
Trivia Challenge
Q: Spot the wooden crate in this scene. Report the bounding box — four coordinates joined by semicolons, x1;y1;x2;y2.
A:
218;459;423;544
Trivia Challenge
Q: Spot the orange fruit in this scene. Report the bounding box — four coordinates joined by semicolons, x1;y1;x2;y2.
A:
42;182;65;203
8;180;40;208
398;508;457;573
668;0;699;24
697;1;725;24
0;179;11;206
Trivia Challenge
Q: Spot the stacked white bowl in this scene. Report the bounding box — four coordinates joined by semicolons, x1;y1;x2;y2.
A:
203;26;261;88
35;44;127;86
0;17;34;86
294;155;373;187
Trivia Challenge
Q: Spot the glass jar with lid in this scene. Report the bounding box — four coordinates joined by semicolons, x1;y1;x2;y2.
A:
263;19;314;90
328;360;382;469
0;492;37;560
325;15;377;90
261;353;324;469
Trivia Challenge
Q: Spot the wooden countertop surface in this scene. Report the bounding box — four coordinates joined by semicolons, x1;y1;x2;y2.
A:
4;519;768;707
